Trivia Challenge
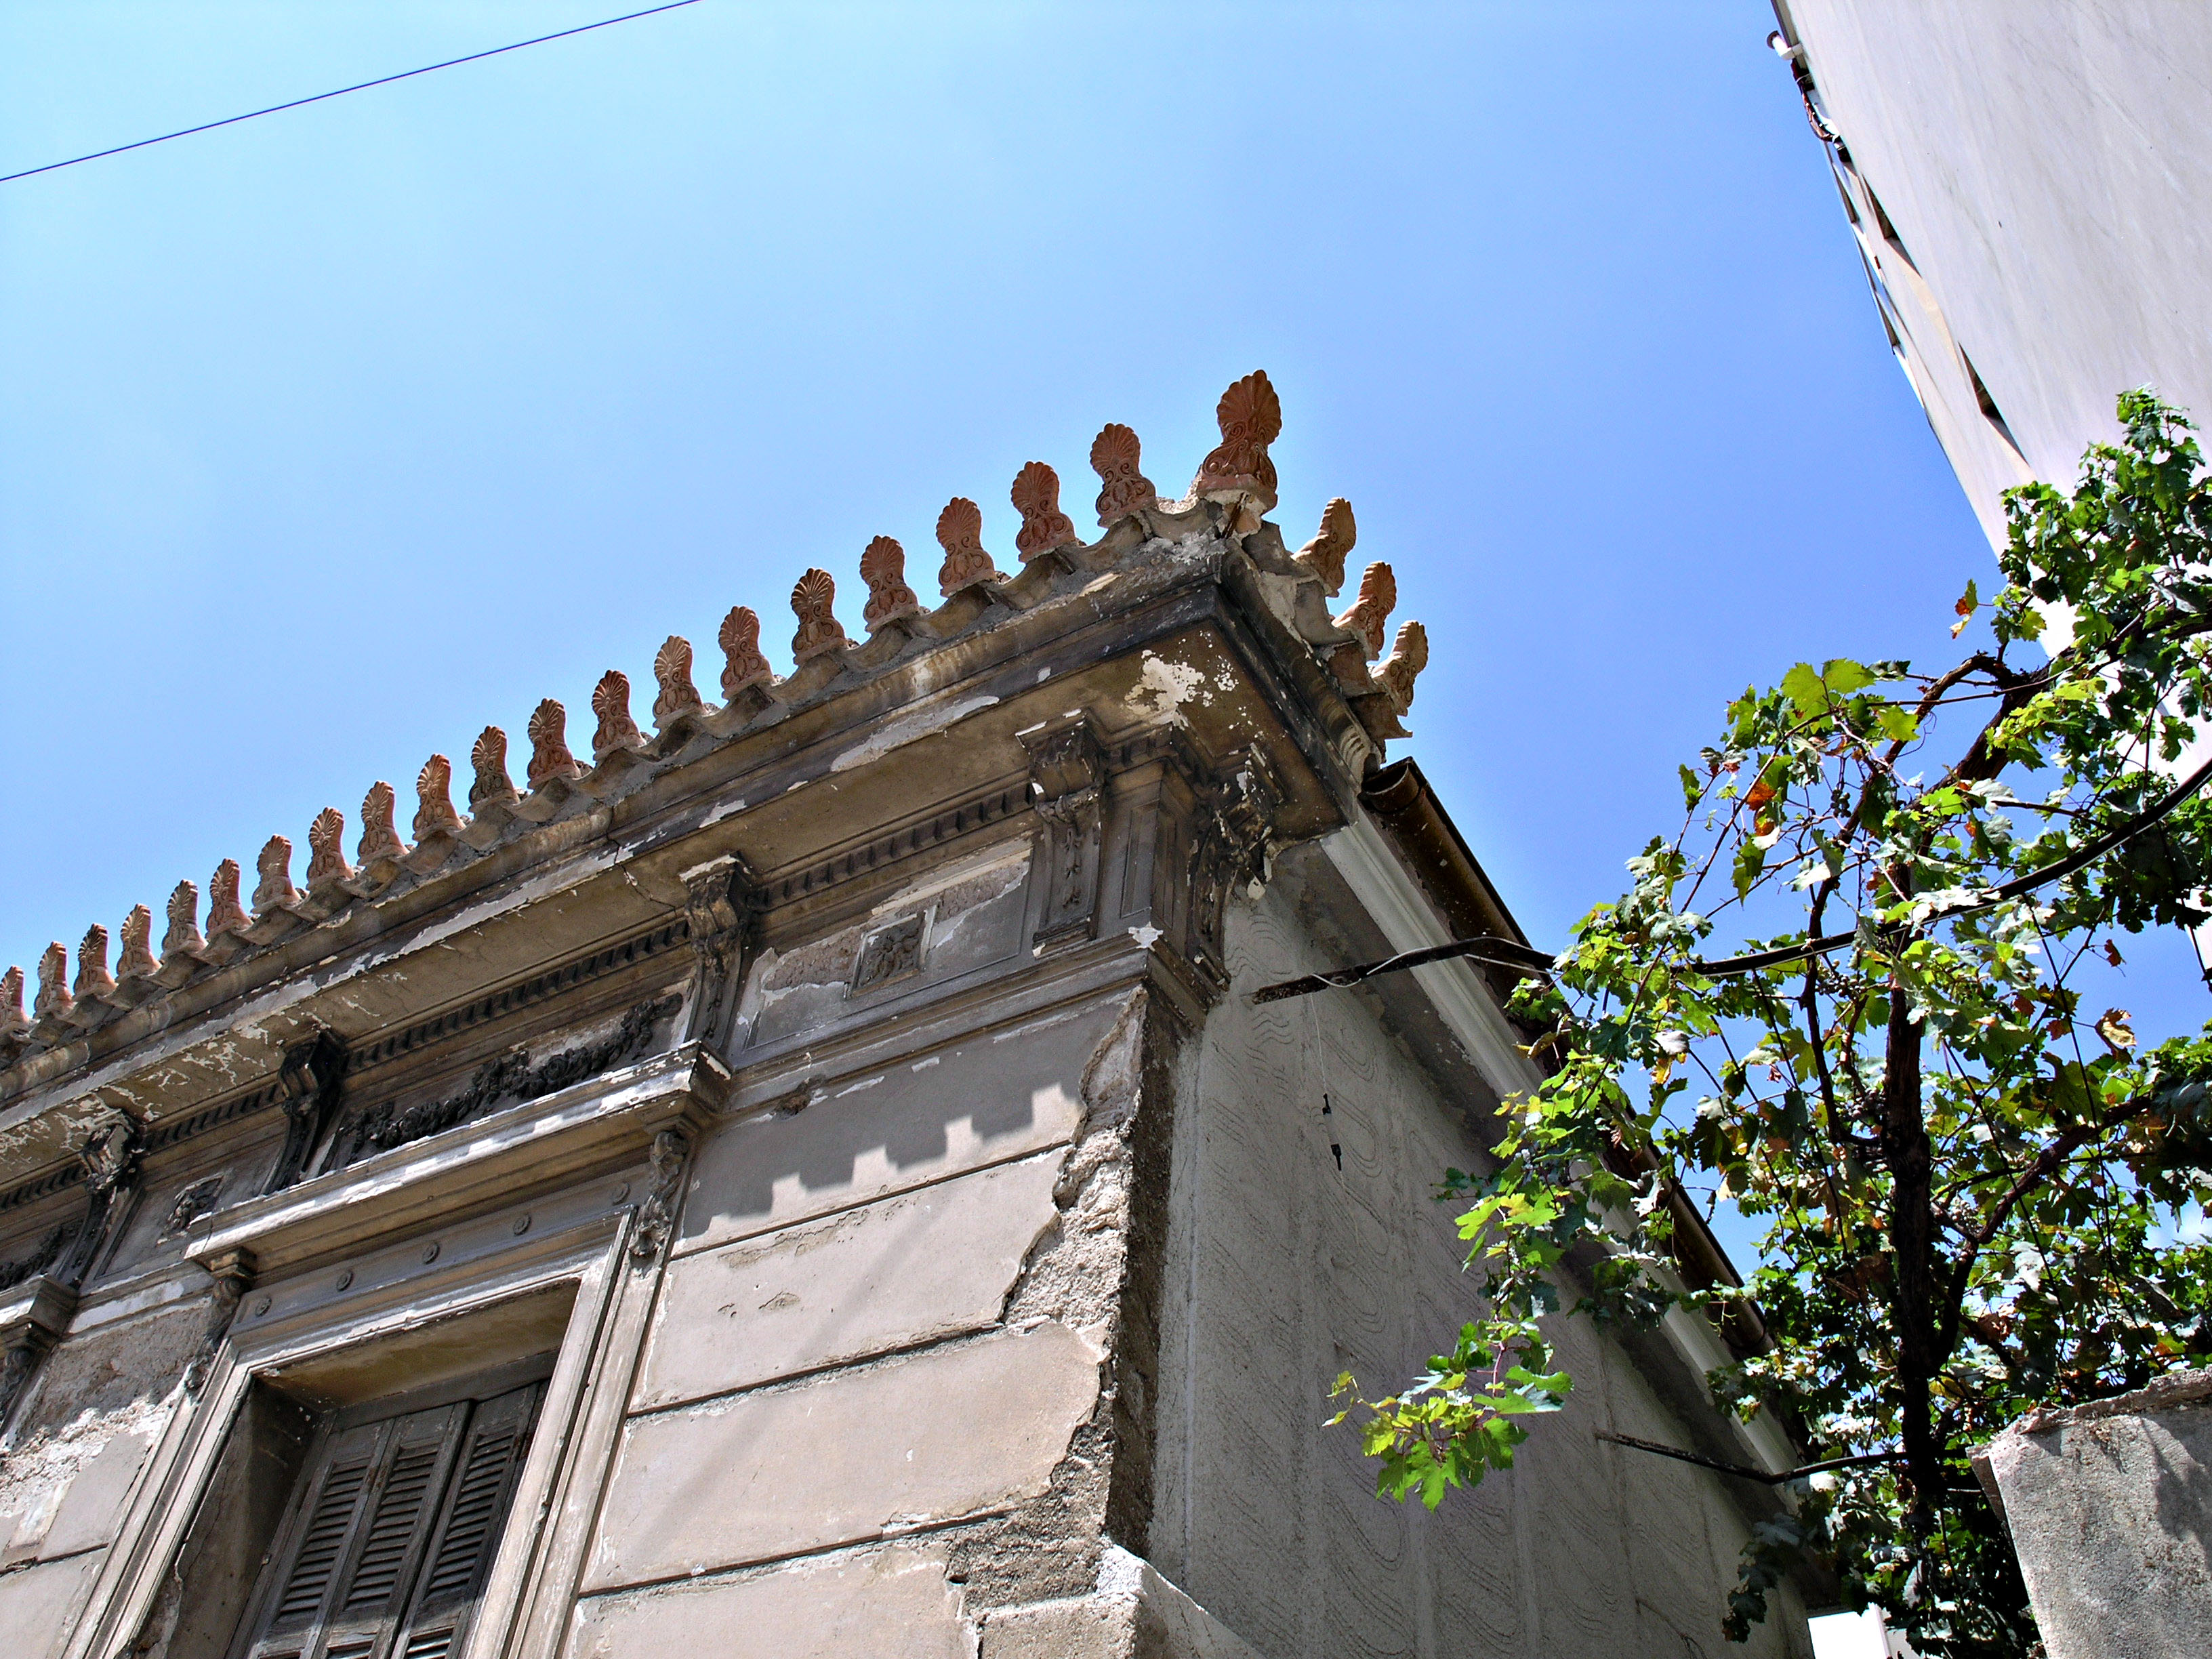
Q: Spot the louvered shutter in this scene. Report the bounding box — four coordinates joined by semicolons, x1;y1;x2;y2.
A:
243;1422;384;1658
232;1382;542;1659
314;1404;468;1659
390;1384;544;1659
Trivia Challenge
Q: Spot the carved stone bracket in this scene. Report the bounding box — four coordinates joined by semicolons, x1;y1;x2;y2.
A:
1023;716;1108;951
680;859;764;1051
182;1245;257;1395
263;1029;350;1195
0;1286;69;1429
628;1124;692;1265
1187;745;1286;986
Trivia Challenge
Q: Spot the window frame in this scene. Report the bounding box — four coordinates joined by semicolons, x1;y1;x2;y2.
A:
64;1189;662;1659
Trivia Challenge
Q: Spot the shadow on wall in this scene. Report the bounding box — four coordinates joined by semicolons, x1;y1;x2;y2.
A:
682;998;1119;1246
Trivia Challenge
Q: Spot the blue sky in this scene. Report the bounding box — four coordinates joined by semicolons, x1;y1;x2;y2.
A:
4;2;2203;1141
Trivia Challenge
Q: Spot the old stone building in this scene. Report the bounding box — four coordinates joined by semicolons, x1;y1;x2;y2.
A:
0;374;1812;1658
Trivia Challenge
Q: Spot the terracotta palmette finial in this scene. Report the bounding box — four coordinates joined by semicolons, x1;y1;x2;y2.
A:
1012;462;1079;562
859;536;922;633
75;924;117;1000
208;861;249;935
591;672;646;761
118;905;158;980
470;728;520;809
1089;424;1159;525
1189;370;1283;509
163;881;205;960
790;569;849;664
934;498;1000;594
306;808;353;887
653;637;704;726
359;782;407;867
1377;620;1430;714
526;701;583;789
718;607;775;696
1335;562;1397;660
0;966;26;1036
1294;498;1357;596
415;756;464;838
253;836;299;913
33;943;70;1021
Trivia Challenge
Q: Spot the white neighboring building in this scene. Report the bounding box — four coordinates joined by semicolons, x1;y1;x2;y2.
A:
1768;2;2212;548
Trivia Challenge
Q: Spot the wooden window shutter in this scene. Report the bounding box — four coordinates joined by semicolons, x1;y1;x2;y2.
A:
390;1384;544;1659
231;1382;544;1659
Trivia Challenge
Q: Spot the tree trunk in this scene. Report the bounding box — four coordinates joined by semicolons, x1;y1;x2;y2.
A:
1883;970;1942;1529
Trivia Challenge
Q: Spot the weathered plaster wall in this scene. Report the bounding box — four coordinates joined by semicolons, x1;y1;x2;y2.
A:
0;1300;203;1658
1776;1;2212;549
1151;867;1813;1658
571;982;1150;1654
1974;1367;2212;1658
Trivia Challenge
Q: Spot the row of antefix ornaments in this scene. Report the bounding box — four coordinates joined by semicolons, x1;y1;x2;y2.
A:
3;371;1427;1060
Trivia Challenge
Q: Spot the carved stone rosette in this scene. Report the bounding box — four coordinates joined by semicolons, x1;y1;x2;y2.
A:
1023;716;1108;950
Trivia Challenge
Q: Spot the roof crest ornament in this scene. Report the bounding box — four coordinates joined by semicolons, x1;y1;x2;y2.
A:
1378;620;1430;717
590;672;648;762
74;924;117;1002
34;943;70;1023
718;606;776;699
1189;369;1282;516
251;837;299;914
1088;424;1159;525
118;905;159;983
0;967;25;1040
470;727;520;811
306;808;354;889
163;881;205;964
1293;497;1356;596
414;756;464;840
1335;561;1397;660
859;536;923;634
359;781;409;879
652;637;705;729
526;700;583;790
207;860;249;938
935;499;1001;594
790;569;850;664
1011;462;1080;564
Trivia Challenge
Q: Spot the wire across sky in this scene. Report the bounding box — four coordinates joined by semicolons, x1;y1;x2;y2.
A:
0;0;703;186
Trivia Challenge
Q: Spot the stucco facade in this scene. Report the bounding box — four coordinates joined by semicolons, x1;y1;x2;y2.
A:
1770;1;2212;548
0;376;1811;1657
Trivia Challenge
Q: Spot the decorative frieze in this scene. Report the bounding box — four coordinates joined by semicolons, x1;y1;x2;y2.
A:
334;993;678;1171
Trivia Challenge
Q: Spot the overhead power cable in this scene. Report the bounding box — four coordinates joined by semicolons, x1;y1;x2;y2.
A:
1252;746;2212;1004
0;0;702;186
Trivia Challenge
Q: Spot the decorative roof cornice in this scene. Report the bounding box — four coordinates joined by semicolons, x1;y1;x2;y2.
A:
0;372;1430;1102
